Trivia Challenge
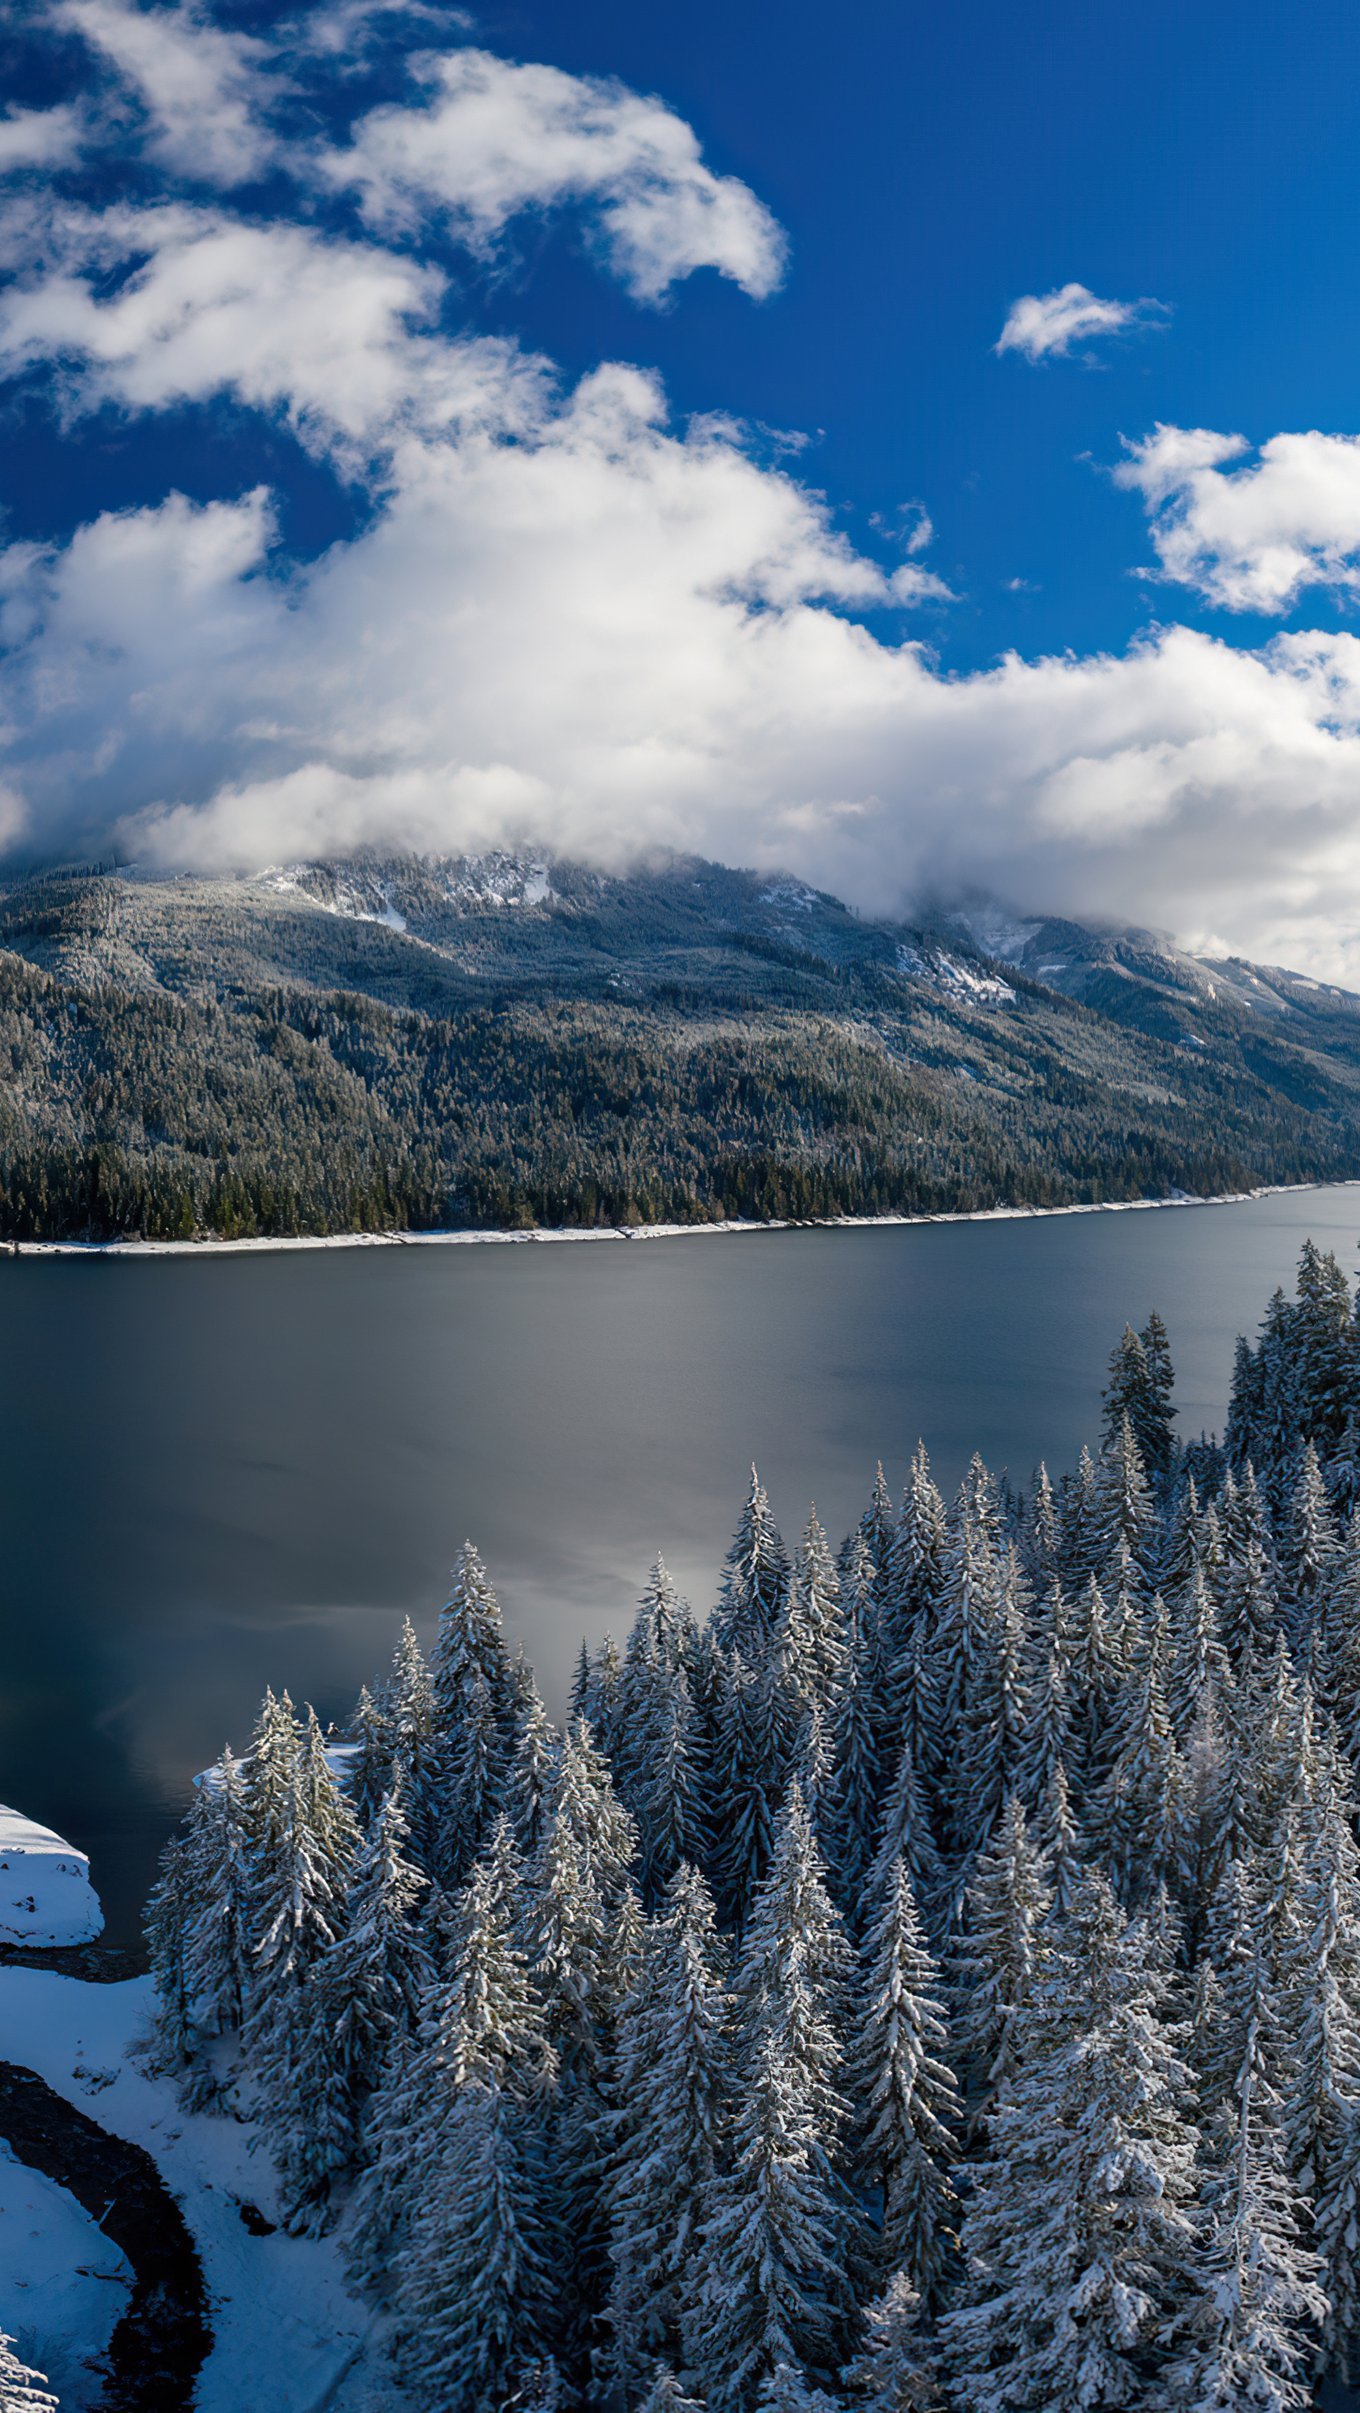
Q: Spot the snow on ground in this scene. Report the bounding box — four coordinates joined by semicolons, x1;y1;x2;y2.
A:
0;2143;130;2410
10;1177;1355;1260
0;1810;103;1948
0;1970;405;2413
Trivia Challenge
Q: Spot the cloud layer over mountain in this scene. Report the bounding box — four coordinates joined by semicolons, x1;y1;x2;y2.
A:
5;4;1360;978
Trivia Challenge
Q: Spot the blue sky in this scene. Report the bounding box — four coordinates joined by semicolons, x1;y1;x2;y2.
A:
6;0;1360;971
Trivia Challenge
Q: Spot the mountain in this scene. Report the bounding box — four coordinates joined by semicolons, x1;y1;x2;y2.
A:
2;851;1360;1241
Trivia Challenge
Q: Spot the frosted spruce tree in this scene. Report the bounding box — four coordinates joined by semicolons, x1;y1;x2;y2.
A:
0;2330;57;2413
607;1863;731;2397
944;1874;1201;2412
845;1856;960;2301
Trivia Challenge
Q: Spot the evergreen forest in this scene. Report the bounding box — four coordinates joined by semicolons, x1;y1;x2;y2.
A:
144;1239;1360;2411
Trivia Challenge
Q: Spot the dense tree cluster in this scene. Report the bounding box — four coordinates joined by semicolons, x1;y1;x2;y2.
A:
2;864;1360;1241
148;1244;1360;2409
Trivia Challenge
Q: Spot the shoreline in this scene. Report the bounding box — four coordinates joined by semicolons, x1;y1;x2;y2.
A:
9;1176;1360;1259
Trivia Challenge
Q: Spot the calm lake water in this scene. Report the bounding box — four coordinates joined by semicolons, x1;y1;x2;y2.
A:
5;1188;1360;1949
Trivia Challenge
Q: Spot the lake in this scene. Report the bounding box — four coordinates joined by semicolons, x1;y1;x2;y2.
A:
4;1188;1359;1949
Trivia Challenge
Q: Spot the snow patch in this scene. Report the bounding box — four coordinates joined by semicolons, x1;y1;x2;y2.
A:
0;2146;130;2411
0;1808;103;1948
896;944;1016;1005
0;1970;401;2413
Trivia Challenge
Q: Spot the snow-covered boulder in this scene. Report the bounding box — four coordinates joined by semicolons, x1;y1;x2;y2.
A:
0;1809;103;1947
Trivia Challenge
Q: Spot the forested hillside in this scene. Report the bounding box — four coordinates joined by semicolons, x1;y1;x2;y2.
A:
3;853;1360;1239
144;1242;1360;2409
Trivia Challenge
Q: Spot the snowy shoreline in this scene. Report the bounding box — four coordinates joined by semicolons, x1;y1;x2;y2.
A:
10;1177;1360;1260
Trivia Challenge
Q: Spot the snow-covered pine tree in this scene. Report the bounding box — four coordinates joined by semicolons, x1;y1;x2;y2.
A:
845;1856;960;2301
1026;1464;1060;1592
1058;1444;1099;1591
713;1653;784;1933
858;1464;898;1590
265;1779;431;2229
754;2365;848;2412
381;1617;446;1865
821;1601;883;1916
637;1664;714;1906
638;2370;709;2413
1060;1574;1125;1799
181;1746;252;2041
1102;1323;1170;1483
394;2074;557;2413
1095;1654;1186;1911
1217;1461;1281;1671
439;1659;510;1887
1091;1412;1156;1585
1315;2094;1360;2383
0;2331;57;2413
960;1544;1030;1849
951;1794;1051;2101
1165;2005;1326;2412
1166;1560;1229;1744
841;2273;943;2411
1013;1583;1070;1817
866;1738;946;1948
606;1863;731;2397
713;1468;790;1665
1033;1760;1086;1922
506;1679;561;1861
143;1830;197;2077
943;1873;1202;2413
345;1817;553;2294
1279;1803;1360;2216
1284;1440;1343;1650
1292;1238;1356;1454
431;1538;513;1735
686;2022;856;2413
881;1444;948;1671
345;1683;393;1829
780;1510;848;1712
926;1478;1003;1855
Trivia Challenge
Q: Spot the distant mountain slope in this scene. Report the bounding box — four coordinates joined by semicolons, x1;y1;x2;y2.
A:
1;853;1359;1240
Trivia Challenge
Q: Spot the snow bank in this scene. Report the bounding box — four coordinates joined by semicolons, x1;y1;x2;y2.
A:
0;2144;130;2411
0;1810;103;1948
11;1176;1357;1258
0;1970;403;2412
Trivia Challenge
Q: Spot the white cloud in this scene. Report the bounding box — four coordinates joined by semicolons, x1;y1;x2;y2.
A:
996;281;1166;362
7;353;1360;980
321;48;788;302
1116;422;1360;613
0;108;85;176
59;0;276;186
0;204;545;456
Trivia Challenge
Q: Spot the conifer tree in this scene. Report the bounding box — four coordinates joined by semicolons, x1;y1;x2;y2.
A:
394;2076;557;2413
267;1781;431;2228
755;2367;847;2413
346;1683;393;1829
944;1874;1201;2413
0;2331;57;2413
952;1795;1052;2099
1092;1412;1156;1582
686;2026;856;2413
858;1463;898;1589
882;1445;947;1668
780;1510;848;1711
842;2274;943;2411
1166;2023;1325;2412
1033;1760;1086;1921
607;1865;731;2396
713;1468;790;1664
639;2371;709;2413
1058;1445;1099;1591
506;1681;561;1860
182;1747;252;2040
867;1739;946;1947
432;1539;512;1734
382;1618;446;1864
1285;1440;1342;1647
845;1857;960;2301
144;1831;197;2077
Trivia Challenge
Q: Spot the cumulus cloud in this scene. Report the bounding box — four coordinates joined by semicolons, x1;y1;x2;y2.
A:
996;281;1166;362
8;3;1360;981
0;107;85;176
320;48;788;302
6;345;1360;979
0;204;545;456
1116;422;1360;613
59;0;277;186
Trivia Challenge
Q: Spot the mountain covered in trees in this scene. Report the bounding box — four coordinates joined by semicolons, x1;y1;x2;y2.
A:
4;851;1360;1238
144;1240;1360;2409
